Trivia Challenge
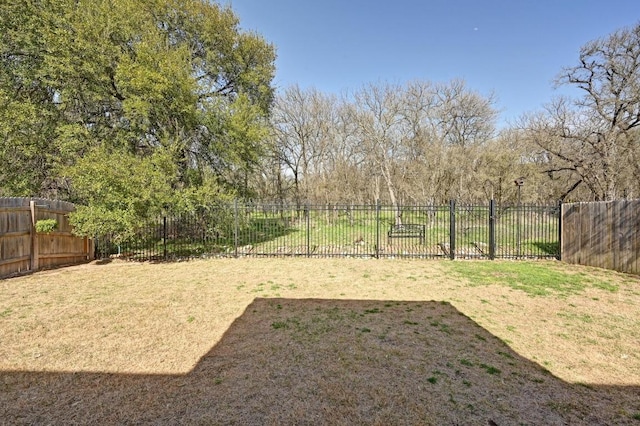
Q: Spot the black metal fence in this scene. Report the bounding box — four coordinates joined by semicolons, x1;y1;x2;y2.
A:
95;201;560;261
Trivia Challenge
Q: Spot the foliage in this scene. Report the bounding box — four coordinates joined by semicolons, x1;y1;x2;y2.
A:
65;146;176;241
3;0;639;226
0;0;275;234
35;219;58;233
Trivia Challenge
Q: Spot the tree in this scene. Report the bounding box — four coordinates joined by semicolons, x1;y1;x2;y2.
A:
426;80;497;202
264;80;499;207
64;146;178;242
0;1;63;196
524;22;640;201
433;79;497;148
350;80;497;208
0;0;275;229
352;82;407;221
269;85;335;206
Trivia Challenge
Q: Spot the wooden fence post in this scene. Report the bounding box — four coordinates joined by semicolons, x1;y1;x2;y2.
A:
29;200;39;271
84;236;95;261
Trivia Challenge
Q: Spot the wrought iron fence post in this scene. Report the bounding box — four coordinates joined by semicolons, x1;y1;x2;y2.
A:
234;199;239;258
449;199;456;260
305;204;310;257
517;190;522;259
375;199;380;259
163;216;167;260
489;199;496;260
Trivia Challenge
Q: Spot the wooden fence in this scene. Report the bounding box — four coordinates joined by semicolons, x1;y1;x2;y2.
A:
561;200;639;275
0;198;93;279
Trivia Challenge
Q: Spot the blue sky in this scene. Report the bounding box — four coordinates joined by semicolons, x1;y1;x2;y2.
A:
227;0;638;125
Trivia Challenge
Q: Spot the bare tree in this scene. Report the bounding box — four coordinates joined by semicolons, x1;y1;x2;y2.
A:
397;81;441;203
432;80;497;147
269;85;335;206
264;80;499;206
525;22;640;201
316;102;368;203
351;82;409;222
397;80;498;203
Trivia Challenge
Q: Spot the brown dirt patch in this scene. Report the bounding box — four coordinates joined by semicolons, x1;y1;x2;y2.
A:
1;258;638;424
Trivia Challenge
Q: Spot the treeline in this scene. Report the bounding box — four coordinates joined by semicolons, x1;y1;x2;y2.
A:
257;22;640;207
1;1;639;239
260;81;535;207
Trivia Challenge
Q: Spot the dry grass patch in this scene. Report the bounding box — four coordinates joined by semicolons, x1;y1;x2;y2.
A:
1;258;639;424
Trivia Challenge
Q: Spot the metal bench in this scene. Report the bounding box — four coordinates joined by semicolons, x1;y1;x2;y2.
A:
387;224;425;244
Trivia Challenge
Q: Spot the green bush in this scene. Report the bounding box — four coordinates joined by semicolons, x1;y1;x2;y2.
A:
35;219;58;233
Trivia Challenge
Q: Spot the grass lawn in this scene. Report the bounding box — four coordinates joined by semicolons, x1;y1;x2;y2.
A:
1;258;639;425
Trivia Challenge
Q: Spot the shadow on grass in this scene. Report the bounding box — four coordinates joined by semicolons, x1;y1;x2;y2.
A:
533;241;560;257
238;217;299;246
98;217;299;261
1;299;637;425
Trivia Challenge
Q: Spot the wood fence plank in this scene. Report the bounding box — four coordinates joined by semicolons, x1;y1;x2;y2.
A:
562;199;639;275
561;203;578;263
618;200;638;274
0;255;31;267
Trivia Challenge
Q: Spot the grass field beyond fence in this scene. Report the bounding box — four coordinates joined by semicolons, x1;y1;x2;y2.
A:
97;202;560;261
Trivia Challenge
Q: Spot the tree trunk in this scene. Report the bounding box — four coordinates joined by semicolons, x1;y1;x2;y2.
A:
381;163;401;225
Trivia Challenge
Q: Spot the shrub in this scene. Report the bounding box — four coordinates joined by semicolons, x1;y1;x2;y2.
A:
35;219;58;233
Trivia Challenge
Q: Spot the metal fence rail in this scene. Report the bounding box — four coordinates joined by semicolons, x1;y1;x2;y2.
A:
95;201;560;261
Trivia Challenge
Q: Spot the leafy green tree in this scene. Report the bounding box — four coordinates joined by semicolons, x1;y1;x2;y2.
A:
0;1;62;195
0;0;275;232
65;146;177;241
